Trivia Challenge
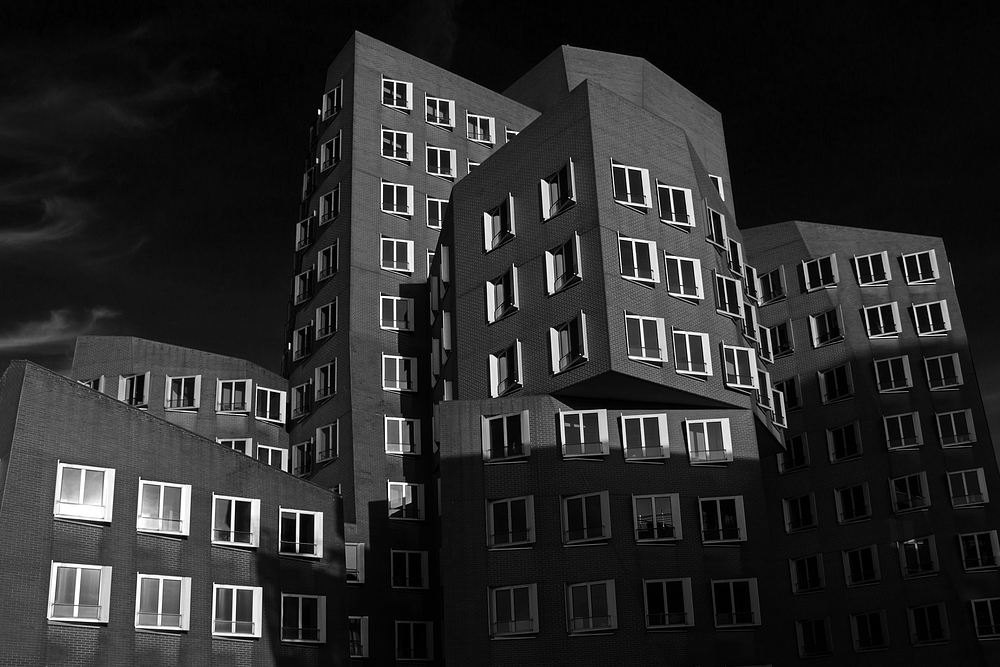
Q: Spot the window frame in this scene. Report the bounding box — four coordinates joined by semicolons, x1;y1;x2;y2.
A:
883;411;923;450
818;363;853;403
424;95;455;128
706;206;727;248
381;76;412;111
898;535;939;578
908;603;950;645
314;360;336;402
466;112;495;145
948;468;989;508
47;561;112;624
802;254;839;291
315;422;338;463
853;250;891;286
874;354;912;392
380;235;414;274
808;306;843;347
620;414;669;461
797;617;832;657
320;131;342;170
843;545;880;586
544;233;583;294
924;353;963;390
770;320;794;357
488;341;523;398
380;181;415;218
774;376;801;412
137;478;191;536
656;182;694;227
672;330;712;377
834;483;871;524
54;461;115;523
699;496;746;543
632;493;681;542
391;550;429;590
256;444;288;472
487;495;535;548
292;324;312;361
973;598;1000;638
912;300;952;336
549;310;589;373
711;578;760;627
961;531;1000;571
280;593;326;643
541;159;577;220
319;185;340;224
566;579;618;632
902;249;939;284
321;81;342;119
380;294;414;332
779;434;809;473
783;493;818;533
380;126;412;163
395;620;433;661
212;583;263;638
611;161;652;210
561;491;612;544
211;494;261;548
827;421;863;462
382;354;418;393
624;313;668;363
618;235;660;285
118;371;151;408
135;573;192;631
345;542;365;583
490;583;539;636
483;193;516;252
279;507;323;558
217;379;252;414
318;241;338;281
558;409;610;458
685;418;734;464
481;410;530;462
254;386;286;424
485;265;519;323
708;174;725;200
385;416;421;455
722;344;757;391
714;273;744;318
790;554;825;594
663;254;704;300
388;481;425;521
890;471;930;513
426;196;447;230
643;577;693;628
851;610;889;652
862;302;902;338
425;144;457;179
759;266;785;304
937;409;976;446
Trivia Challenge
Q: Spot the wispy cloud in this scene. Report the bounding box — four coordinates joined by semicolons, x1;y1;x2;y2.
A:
0;197;89;251
0;308;118;353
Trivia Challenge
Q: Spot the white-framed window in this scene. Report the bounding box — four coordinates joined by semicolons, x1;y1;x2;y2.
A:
382;354;417;393
566;580;617;631
863;302;901;338
322;81;342;119
279;508;323;558
783;493;817;532
281;594;325;643
349;616;369;656
891;472;929;512
47;562;112;623
118;371;150;407
487;495;535;547
853;251;891;286
217;379;251;413
759;266;785;303
834;483;870;523
490;584;538;635
700;496;745;542
708;174;725;200
851;610;888;651
316;422;338;462
611;161;652;210
292;324;312;361
467;113;495;144
744;264;760;303
937;409;975;446
212;584;263;638
381;127;413;162
486;265;519;323
505;128;519;141
314;361;336;401
625;313;667;363
715;273;743;318
913;300;952;335
722;345;756;391
790;554;824;594
381;77;412;111
385;416;420;455
685;418;733;464
925;353;962;390
644;578;693;628
211;494;260;547
292;268;312;305
973;599;1000;638
706;206;727;247
256;444;288;472
396;620;433;660
780;434;809;473
770;320;794;356
663;255;703;299
381;181;414;218
903;249;939;284
899;536;938;577
961;531;1000;571
79;376;105;392
874;355;911;392
559;409;610;457
908;603;949;645
425;95;455;128
844;545;880;586
320;132;341;170
619;236;659;284
742;301;759;343
712;579;759;626
483;193;515;251
828;421;862;461
797;618;832;657
818;363;853;403
345;543;365;583
255;386;286;424
727;238;744;276
488;341;523;397
318;241;338;280
481;410;530;462
164;375;201;411
137;479;191;536
291;383;311;420
802;254;839;291
633;493;681;541
380;294;414;332
771;386;788;428
319;185;340;224
54;462;115;523
135;573;191;631
381;236;414;274
388;482;424;520
426;144;456;178
949;468;989;507
656;182;694;227
562;491;611;543
621;414;668;460
426;196;446;230
550;311;589;373
541;160;576;219
391;550;429;589
545;232;583;294
467;159;480;173
883;412;922;449
808;307;842;347
672;330;712;376
295;216;311;250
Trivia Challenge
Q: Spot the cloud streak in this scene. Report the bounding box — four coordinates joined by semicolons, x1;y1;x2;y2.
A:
0;308;118;353
0;197;89;251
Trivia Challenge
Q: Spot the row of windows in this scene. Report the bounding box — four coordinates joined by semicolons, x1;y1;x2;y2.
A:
381;129;494;178
787;300;954;351
54;463;323;555
792;249;943;295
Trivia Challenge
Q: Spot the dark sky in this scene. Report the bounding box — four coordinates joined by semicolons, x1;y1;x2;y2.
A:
1;2;997;431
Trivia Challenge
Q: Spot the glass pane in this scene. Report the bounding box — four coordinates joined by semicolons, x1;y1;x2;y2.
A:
59;467;82;503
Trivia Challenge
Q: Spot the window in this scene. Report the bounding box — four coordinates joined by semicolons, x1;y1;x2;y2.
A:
875;355;911;391
467;159;480;173
292;268;312;305
621;414;668;460
426;196;446;230
381;77;411;110
486;265;519;322
714;273;743;317
317;242;338;280
844;545;880;585
388;482;424;520
425;95;454;128
949;468;989;507
396;620;433;660
770;321;793;356
797;618;832;657
759;324;776;362
255;386;286;424
383;354;417;392
899;536;938;577
550;311;589;373
562;491;611;543
700;496;746;542
291;383;310;420
256;444;287;471
722;345;756;391
279;508;323;558
780;434;809;473
925;353;962;390
708;174;725;199
624;313;667;362
663;255;704;299
488;341;523;397
808;307;842;347
320;132;341;170
295;216;311;250
311;362;335;402
913;300;952;335
853;251;891;285
380;127;412;162
611;161;652;209
706;206;727;247
47;562;112;623
391;550;428;589
322;81;342;119
784;493;817;532
851;610;888;651
481;411;530;462
828;422;862;461
727;239;744;276
802;254;839;291
218;437;249;453
712;579;759;626
617;236;660;285
137;479;191;536
212;495;260;547
118;371;150;407
467;113;495;144
319;185;340;224
672;330;712;376
545;233;583;294
633;493;681;541
744;264;760;302
790;554;824;593
385;416;420;455
742;301;759;343
862;302;901;338
381;236;414;274
426;145;456;178
891;472;929;512
345;543;365;583
79;376;105;392
759;266;785;303
216;379;250;413
483;193;515;251
212;584;262;638
314;301;337;342
974;599;1000;638
644;578;693;628
541;160;576;219
909;603;949;645
686;418;733;464
566;580;617;631
559;409;610;457
903;249;939;284
818;363;853;403
961;531;999;571
835;483;870;523
135;574;191;631
505;128;518;141
54;462;115;523
656;183;694;226
937;409;975;446
488;495;535;547
774;376;801;412
292;325;312;361
280;594;325;643
381;181;414;217
379;294;413;332
883;412;923;449
491;584;538;635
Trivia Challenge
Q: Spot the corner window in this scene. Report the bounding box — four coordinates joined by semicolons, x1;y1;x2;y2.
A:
425;95;455;128
798;618;832;657
316;422;338;462
345;543;365;583
381;77;412;111
834;483;870;523
790;554;824;594
853;251;891;285
779;434;809;473
490;584;538;635
924;353;962;390
827;422;862;461
380;295;414;332
382;354;417;393
212;584;263;638
656;183;694;227
808;307;842;347
625;313;667;363
281;594;326;643
137;479;191;536
381;236;414;274
672;330;712;376
54;462;115;523
913;300;952;335
426;145;456;179
937;409;975;446
851;610;888;651
863;302;901;338
699;496;745;542
279;508;323;558
908;603;949;645
685;418;733;464
217;379;251;413
47;562;112;623
558;409;610;457
562;491;611;543
566;580;617;632
541;160;576;219
388;482;424;520
899;536;938;577
486;265;519;323
545;233;583;294
118;371;150;408
483;193;515;251
322;81;342;119
875;355;911;392
902;249;939;284
467;113;495;144
488;341;523;397
644;578;693;628
818;363;853;403
619;236;659;284
487;495;535;547
255;386;286;424
633;493;681;541
891;472;929;512
381;127;413;162
722;345;756;391
135;574;191;631
706;207;727;247
712;579;759;626
391;550;429;589
802;254;839;291
318;241;338;280
549;311;589;373
396;620;433;660
759;266;785;303
319;185;340;224
385;416;420;455
961;531;999;571
783;493;817;532
883;412;922;449
663;255;703;299
211;495;261;547
949;468;989;507
620;414;668;460
381;181;414;217
611;161;651;210
714;273;743;318
481;411;530;462
320;132;341;170
426;196;446;230
844;545;880;586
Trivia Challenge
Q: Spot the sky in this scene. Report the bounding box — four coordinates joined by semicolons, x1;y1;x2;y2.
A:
1;1;997;431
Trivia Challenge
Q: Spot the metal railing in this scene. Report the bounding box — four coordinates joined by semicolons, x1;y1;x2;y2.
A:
213;529;254;544
281;626;320;641
51;603;101;619
569;615;611;631
214;620;255;635
137;516;183;532
647;612;687;627
218;401;247;412
715;611;754;625
279;540;317;555
702;527;741;541
565;525;606;542
564;441;603;456
491;529;530;545
494;618;534;634
691;448;729;462
137;611;182;627
626;445;664;459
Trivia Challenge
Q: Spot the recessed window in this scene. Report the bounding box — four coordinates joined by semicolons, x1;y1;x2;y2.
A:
620;414;668;460
672;330;712;376
722;345;756;391
742;301;759;343
47;562;112;623
902;249;939;284
320;132;341;170
913;300;952;335
611;161;652;210
808;307;842;347
486;265;519;323
382;354;417;393
853;251;891;285
715;273;743;318
381;236;414;274
883;412;922;449
380;294;413;332
619;236;659;284
744;264;760;302
292;325;312;361
862;302;901;338
779;434;809;473
426;196;446;230
487;495;535;547
291;383;311;421
558;409;609;457
316;422;338;462
426;145;456;179
391;550;429;589
770;320;794;356
388;482;424;520
279;508;323;558
396;620;433;660
137;479;191;536
488;341;523;397
937;409;975;446
790;554;824;594
899;536;938;577
380;127;412;162
656;183;694;227
624;313;667;363
345;543;365;583
483;193;515;251
685;418;733;464
700;496;745;542
759;266;785;303
381;77;412;111
545;233;583;294
961;531;999;571
712;579;759;626
908;603;949;645
727;239;744;276
949;468;989;507
212;494;261;547
851;610;888;652
281;594;325;643
783;493;817;532
54;462;115;523
255;386;286;424
708;174;725;200
924;353;963;390
818;363;853;403
118;372;150;408
212;584;262;638
874;355;911;392
541;160;576;219
295;216;311;250
490;584;538;635
256;444;287;471
973;599;1000;638
633;493;681;541
561;491;611;543
425;95;455;128
217;379;251;413
843;545;880;586
481;410;530;462
549;311;589;373
835;483;870;523
774;376;801;412
891;472;929;512
566;580;617;632
797;618;832;657
319;185;340;224
802;254;839;291
322;81;342;119
381;181;414;217
385;416;420;455
827;421;862;461
706;207;727;247
644;578;693;628
314;361;336;402
318;241;338;280
293;268;312;304
663;255;703;299
135;573;191;631
467;113;495;144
